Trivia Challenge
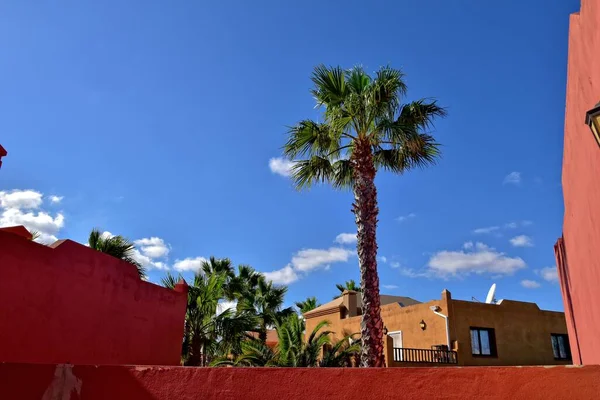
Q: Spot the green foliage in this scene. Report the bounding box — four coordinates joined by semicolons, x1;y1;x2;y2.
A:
212;316;359;368
238;276;295;342
162;257;296;365
334;279;362;299
88;228;145;278
162;268;257;366
283;65;446;190
295;296;321;314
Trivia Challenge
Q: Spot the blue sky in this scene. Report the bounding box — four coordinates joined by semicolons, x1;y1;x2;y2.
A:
0;0;580;311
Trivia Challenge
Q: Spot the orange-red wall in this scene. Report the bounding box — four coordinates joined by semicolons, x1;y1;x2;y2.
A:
559;0;600;365
0;229;188;366
0;363;598;400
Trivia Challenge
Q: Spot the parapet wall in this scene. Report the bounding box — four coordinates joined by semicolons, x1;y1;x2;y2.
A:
0;228;187;366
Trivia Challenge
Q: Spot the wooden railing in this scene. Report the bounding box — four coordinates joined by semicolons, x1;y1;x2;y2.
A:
392;347;458;364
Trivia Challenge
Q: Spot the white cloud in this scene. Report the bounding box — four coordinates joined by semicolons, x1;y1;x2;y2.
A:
173;257;208;273
522;220;533;226
263;245;355;285
135;237;170;258
427;242;526;277
0;190;43;209
390;261;401;268
510;235;533;247
397;213;416;222
48;195;63;204
152;261;169;270
269;157;296;177
537;267;559;283
0;189;66;244
129;248;169;271
263;265;299;285
0;208;64;244
101;231;114;239
503;172;521;185
382;284;398;290
521;279;541;289
473;226;500;235
379;256;388;263
504;222;517;229
291;247;354;272
335;232;357;245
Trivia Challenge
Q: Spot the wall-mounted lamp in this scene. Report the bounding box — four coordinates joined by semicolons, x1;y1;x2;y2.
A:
585;102;600;146
419;320;427;331
383;326;388;336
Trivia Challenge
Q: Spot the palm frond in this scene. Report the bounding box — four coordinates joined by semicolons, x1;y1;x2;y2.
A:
161;272;184;289
88;228;146;278
284;120;342;159
290;156;335;190
398;99;447;130
345;66;371;95
311;64;347;107
374;134;441;173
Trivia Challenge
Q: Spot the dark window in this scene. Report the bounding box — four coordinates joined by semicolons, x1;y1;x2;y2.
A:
470;327;497;356
551;334;571;360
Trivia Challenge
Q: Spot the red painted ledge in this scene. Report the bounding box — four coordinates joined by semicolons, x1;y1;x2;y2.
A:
0;144;6;169
0;363;598;400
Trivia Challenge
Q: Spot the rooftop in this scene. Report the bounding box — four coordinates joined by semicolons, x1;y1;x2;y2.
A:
304;291;421;318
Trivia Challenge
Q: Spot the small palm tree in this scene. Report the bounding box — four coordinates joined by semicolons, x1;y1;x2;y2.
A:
162;271;256;366
227;264;263;301
283;65;445;366
201;256;235;277
334;279;362;299
319;335;360;367
238;277;294;343
295;296;321;314
212;316;359;368
30;230;41;241
88;228;145;278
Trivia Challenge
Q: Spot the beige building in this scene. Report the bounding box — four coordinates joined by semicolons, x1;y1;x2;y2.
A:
304;290;570;367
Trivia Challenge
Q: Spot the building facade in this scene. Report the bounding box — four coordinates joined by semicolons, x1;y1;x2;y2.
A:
304;290;570;367
555;0;600;366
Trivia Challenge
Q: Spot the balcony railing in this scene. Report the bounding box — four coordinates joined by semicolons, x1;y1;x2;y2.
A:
392;347;458;364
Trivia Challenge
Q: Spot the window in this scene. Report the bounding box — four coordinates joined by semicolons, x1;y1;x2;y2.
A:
551;334;571;360
470;327;496;356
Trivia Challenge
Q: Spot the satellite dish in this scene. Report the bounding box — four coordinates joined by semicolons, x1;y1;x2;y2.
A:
485;283;497;304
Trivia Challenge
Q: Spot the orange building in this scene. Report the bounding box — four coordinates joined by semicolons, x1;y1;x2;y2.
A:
304;290;570;367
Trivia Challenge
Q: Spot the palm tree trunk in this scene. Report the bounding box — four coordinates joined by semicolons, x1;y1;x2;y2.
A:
186;335;202;366
352;137;385;368
259;321;267;344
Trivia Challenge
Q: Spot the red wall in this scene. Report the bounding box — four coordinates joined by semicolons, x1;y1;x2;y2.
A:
1;363;599;400
559;0;600;365
0;229;188;366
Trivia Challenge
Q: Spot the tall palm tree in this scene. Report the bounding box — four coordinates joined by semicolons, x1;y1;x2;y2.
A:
88;228;145;278
295;296;321;314
283;65;446;367
238;277;294;343
334;279;362;299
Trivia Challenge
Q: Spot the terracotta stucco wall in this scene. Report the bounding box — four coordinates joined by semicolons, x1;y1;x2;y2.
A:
1;363;599;400
559;0;600;365
0;229;188;366
450;300;569;366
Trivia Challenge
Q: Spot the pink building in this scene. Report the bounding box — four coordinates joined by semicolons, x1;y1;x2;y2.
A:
555;0;600;365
